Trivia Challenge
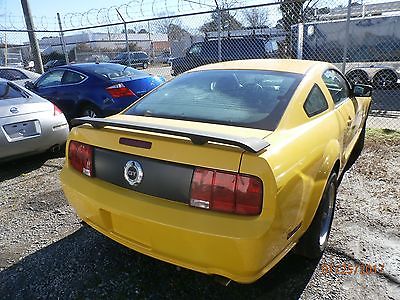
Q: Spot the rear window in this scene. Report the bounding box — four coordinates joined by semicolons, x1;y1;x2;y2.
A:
0;69;29;81
84;64;148;80
125;70;302;130
0;82;26;100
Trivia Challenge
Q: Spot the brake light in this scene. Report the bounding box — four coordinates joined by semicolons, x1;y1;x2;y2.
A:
68;141;93;177
190;168;263;215
106;83;135;98
53;104;62;116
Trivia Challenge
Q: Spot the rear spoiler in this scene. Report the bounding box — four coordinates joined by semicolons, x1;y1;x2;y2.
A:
71;117;270;153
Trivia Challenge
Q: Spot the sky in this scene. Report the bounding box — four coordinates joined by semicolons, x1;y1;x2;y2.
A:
1;0;396;31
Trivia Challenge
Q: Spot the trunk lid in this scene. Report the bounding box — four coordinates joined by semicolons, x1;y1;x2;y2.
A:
71;114;272;173
69;114;271;206
0;96;51;119
112;76;164;97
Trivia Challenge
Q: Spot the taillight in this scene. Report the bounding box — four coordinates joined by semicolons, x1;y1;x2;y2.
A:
190;168;263;215
106;83;135;98
68;141;93;177
53;104;62;116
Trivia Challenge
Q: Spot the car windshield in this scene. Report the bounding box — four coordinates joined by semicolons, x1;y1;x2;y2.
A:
84;64;148;80
0;82;27;100
125;70;303;130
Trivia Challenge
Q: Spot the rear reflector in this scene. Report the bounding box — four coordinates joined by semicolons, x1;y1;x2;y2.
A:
68;141;93;177
190;168;263;215
106;83;135;98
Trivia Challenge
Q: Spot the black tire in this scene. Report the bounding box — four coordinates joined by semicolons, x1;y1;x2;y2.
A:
81;105;101;118
295;172;337;259
372;70;397;89
346;70;369;85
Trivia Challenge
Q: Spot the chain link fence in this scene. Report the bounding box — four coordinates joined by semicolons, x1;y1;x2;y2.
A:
0;0;399;129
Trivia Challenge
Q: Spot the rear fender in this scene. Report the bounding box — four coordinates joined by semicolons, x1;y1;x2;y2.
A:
300;139;340;233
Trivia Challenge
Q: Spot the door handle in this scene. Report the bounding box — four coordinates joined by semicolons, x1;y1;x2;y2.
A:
346;117;352;126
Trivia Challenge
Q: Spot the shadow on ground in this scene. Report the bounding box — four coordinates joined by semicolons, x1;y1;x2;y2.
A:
0;226;320;299
0;151;64;182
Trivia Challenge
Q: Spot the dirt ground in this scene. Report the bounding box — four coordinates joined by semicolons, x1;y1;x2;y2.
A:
0;129;399;299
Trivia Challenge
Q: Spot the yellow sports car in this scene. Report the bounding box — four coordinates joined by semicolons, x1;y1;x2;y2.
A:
61;59;372;283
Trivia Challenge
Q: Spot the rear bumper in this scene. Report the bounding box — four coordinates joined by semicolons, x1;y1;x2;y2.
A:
0;113;69;160
61;166;288;283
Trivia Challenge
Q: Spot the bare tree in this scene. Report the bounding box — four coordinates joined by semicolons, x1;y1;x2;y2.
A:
243;8;270;28
153;14;189;41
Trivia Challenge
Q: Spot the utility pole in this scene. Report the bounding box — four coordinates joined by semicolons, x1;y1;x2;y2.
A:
116;8;130;66
21;0;44;73
57;13;69;64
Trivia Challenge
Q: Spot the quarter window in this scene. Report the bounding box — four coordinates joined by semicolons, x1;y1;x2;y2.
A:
62;71;85;84
322;69;350;104
304;84;329;117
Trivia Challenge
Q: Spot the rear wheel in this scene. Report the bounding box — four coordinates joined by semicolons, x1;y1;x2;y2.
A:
295;172;337;259
81;105;101;118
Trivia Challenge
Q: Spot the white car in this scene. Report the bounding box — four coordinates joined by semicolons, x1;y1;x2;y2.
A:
0;67;41;86
0;79;69;161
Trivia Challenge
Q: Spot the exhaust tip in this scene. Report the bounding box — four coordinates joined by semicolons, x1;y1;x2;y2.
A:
49;144;61;153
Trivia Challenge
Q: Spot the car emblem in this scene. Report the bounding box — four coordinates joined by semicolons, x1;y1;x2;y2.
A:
124;160;143;186
10;107;18;114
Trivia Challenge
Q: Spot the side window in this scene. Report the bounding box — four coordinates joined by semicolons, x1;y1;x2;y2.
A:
304;84;329;117
36;70;64;88
62;71;85;84
188;43;202;56
322;69;350;104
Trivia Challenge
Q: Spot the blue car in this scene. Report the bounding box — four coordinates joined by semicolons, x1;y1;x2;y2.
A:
25;63;165;120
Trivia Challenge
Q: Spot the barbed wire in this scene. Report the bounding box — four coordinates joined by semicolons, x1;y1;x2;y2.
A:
0;0;255;31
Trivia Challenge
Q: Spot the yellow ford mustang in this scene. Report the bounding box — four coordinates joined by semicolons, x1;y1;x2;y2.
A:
61;59;371;283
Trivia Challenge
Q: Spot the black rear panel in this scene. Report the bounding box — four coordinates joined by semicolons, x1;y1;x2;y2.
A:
94;148;194;203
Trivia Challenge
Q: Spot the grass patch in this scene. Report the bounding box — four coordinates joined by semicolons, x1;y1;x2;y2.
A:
366;128;400;140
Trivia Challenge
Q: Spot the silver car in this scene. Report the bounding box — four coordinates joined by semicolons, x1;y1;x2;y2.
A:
0;79;69;161
0;67;40;86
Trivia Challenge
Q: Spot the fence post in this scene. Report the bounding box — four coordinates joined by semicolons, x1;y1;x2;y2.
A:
342;0;352;73
4;33;7;66
297;23;304;59
57;13;69;65
217;8;222;62
21;0;44;73
116;8;130;66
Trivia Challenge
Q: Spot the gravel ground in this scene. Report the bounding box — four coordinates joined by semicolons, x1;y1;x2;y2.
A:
0;130;399;300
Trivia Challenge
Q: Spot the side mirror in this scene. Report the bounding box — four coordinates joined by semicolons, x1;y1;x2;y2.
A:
352;84;372;97
24;81;35;91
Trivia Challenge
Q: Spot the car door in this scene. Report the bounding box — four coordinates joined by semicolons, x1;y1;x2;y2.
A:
34;70;65;102
322;69;360;162
55;70;87;119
